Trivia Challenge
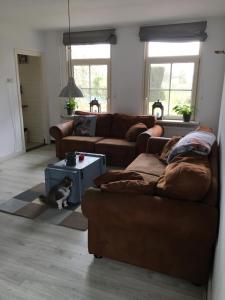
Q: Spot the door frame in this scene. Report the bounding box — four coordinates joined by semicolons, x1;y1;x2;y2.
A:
14;48;49;151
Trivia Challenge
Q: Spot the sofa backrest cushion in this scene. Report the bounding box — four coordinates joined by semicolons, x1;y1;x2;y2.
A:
110;113;155;138
75;111;113;137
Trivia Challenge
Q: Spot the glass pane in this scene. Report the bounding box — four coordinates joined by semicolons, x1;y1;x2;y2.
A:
150;64;170;89
148;42;200;57
169;91;192;115
99;100;108;113
71;44;110;59
149;90;169;116
91;65;107;89
76;88;90;112
73;65;89;88
90;89;107;101
171;63;194;90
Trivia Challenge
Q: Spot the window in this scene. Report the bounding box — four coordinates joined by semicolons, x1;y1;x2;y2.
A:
70;44;111;112
144;41;200;119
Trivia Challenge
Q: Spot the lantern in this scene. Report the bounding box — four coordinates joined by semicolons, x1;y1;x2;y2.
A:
90;98;101;113
152;100;164;120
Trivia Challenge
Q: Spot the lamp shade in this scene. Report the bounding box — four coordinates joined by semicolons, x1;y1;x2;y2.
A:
59;76;83;98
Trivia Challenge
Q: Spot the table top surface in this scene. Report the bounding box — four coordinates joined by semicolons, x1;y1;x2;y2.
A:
54;155;100;170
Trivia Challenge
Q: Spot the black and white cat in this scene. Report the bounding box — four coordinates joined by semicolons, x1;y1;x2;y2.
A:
40;177;72;210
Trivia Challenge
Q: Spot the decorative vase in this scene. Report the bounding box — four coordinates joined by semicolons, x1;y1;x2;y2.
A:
183;114;191;122
67;108;73;115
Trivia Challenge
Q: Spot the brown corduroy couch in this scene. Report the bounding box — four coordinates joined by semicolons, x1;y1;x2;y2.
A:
50;111;163;166
81;137;219;285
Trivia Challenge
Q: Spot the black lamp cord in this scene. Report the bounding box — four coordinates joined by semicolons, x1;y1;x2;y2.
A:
67;0;72;79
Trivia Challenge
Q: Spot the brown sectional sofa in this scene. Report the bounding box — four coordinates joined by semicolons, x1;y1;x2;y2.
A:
81;137;219;284
50;111;163;166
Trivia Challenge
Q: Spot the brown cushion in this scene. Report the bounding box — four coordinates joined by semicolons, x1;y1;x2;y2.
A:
110;113;155;138
156;156;211;202
94;170;144;188
125;123;147;142
126;153;166;177
196;126;213;133
159;136;181;163
95;138;136;166
61;136;103;153
101;180;157;194
75;111;113;137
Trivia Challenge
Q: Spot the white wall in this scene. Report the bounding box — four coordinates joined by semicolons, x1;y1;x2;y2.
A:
211;72;225;300
0;25;44;159
1;18;224;158
197;18;225;131
44;17;225;134
111;26;145;114
42;31;66;127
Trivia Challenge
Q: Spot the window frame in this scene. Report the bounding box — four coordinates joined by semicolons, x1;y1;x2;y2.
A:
144;42;200;120
68;46;111;113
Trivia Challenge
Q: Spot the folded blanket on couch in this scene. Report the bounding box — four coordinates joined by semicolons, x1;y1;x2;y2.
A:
167;130;216;163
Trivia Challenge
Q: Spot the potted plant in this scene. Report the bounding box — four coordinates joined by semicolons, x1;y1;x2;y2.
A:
65;98;78;115
173;104;194;122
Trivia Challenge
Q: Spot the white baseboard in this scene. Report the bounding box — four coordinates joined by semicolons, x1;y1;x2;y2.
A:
0;150;25;162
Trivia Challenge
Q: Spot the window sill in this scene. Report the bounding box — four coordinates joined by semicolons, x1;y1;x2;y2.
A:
61;114;75;119
156;119;199;128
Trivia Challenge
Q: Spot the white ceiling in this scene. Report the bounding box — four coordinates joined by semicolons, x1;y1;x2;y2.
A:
0;0;225;30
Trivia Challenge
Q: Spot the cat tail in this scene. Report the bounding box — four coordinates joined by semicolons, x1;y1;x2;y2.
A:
39;194;48;204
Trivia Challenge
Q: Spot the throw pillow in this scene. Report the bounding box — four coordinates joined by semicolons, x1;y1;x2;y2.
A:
195;125;213;133
101;179;157;194
125;123;147;142
159;136;181;163
156;157;211;202
94;170;144;188
167;131;216;163
73;115;97;137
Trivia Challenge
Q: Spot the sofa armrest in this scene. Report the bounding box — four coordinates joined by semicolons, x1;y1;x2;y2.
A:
136;125;163;154
81;187;218;243
49;121;74;140
146;137;170;154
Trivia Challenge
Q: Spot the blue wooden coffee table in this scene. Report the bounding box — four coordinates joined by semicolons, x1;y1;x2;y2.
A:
45;153;106;205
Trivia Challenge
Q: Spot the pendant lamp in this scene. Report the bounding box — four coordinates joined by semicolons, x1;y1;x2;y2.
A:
59;0;83;98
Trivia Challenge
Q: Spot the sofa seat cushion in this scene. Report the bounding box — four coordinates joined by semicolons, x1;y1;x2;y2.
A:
101;180;157;194
126;153;166;179
94;170;144;187
95;138;136;166
61;136;104;153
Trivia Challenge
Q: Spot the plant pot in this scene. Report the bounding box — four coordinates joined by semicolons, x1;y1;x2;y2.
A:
67;108;73;115
183;114;191;122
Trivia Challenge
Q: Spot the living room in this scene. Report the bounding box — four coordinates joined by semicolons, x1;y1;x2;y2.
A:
0;0;225;299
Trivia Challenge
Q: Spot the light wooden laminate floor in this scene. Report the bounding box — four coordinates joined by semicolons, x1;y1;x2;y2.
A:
0;145;205;300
